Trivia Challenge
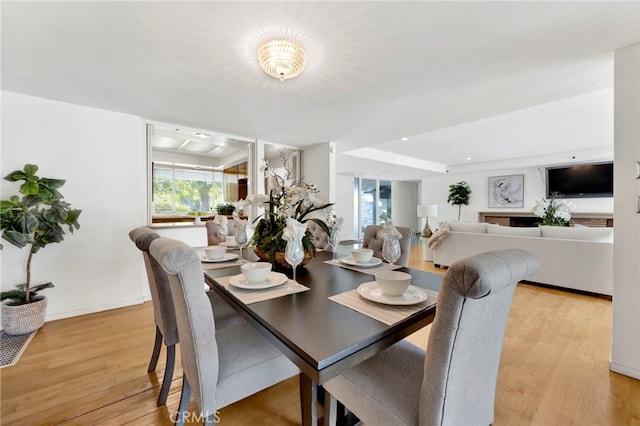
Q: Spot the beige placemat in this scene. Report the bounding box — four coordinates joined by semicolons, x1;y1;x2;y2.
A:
324;258;402;275
201;258;244;270
329;289;436;326
215;274;309;304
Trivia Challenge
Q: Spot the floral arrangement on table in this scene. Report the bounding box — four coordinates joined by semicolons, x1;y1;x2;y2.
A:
242;150;333;267
533;192;575;226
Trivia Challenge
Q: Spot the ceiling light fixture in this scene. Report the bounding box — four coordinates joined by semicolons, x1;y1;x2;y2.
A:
257;37;307;81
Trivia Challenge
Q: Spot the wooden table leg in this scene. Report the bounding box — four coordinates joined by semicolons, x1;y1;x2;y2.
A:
299;373;318;426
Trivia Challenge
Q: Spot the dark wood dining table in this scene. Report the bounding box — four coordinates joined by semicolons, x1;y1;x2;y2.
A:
203;250;442;426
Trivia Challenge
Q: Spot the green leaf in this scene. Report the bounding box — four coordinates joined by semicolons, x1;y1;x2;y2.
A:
0;290;27;302
39;178;66;190
23;164;39;177
0;200;18;213
22;194;43;207
20;180;39;195
13;211;39;234
1;230;29;248
3;170;27;182
30;282;54;293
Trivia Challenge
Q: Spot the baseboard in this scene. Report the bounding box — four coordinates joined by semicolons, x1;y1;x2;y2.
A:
609;361;640;380
43;297;146;323
520;280;612;300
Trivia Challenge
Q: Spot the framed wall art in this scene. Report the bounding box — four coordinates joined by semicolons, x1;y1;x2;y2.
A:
488;174;524;208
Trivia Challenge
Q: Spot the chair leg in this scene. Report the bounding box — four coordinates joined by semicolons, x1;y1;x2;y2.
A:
323;391;337;426
175;377;191;426
148;326;163;373
156;343;175;406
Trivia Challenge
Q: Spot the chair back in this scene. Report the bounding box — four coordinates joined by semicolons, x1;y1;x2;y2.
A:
362;225;415;267
129;227;179;346
419;249;538;426
149;237;219;418
307;220;331;250
206;220;237;246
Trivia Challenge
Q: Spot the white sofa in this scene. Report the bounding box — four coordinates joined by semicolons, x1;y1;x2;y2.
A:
431;222;613;296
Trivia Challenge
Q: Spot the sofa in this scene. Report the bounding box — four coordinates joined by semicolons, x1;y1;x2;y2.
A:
430;222;613;296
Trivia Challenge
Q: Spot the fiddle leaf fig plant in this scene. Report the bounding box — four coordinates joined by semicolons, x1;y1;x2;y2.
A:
447;181;472;221
0;164;82;305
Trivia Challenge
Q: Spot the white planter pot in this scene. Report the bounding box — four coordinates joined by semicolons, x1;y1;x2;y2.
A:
2;297;48;335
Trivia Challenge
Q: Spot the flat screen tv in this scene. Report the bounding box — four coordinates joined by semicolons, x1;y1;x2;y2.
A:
546;162;613;198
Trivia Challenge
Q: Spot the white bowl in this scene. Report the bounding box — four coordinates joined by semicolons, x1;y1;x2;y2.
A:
375;271;412;296
351;248;374;263
204;245;227;260
241;262;272;283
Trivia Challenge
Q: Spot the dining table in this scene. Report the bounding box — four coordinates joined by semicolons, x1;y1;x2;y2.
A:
202;249;442;426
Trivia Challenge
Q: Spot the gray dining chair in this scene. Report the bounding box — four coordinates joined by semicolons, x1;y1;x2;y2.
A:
323;248;539;426
129;227;245;406
362;224;415;267
306;220;332;250
148;236;300;425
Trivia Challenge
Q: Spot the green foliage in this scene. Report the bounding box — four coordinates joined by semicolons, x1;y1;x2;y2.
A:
1;164;82;303
447;181;472;206
153;173;222;213
447;181;472;221
216;203;236;216
1;282;54;306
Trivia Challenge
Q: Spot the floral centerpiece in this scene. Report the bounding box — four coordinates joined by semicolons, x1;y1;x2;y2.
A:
243;150;333;267
533;193;575;226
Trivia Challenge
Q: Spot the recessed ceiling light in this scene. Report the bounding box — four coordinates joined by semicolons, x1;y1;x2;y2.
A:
196;133;210;138
401;137;408;141
466;157;472;161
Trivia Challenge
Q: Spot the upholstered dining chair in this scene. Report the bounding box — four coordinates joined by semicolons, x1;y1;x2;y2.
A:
323;248;539;426
205;220;236;246
362;224;415;267
129;227;244;406
148;236;299;425
306;220;332;251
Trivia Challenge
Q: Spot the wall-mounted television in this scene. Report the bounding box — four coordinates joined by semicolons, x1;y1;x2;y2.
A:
546;162;614;198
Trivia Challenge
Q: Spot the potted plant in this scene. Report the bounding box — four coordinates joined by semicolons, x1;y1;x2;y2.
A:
245;150;333;268
532;192;575;226
215;203;236;216
447;181;472;221
0;164;82;335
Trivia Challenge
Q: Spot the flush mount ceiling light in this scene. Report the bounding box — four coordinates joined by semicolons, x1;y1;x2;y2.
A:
257;37;307;81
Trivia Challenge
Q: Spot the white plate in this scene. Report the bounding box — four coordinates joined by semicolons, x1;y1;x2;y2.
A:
219;241;239;248
229;272;288;290
201;253;240;263
357;282;428;306
340;256;383;267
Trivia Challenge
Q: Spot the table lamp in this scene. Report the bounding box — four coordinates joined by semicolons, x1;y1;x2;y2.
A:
417;204;439;238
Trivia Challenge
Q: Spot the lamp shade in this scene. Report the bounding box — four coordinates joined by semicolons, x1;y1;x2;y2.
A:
418;204;439;218
425;204;439;218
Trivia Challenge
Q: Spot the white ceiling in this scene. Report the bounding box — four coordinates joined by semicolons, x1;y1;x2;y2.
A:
2;1;638;181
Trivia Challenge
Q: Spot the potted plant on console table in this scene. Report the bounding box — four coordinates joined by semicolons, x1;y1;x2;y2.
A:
0;164;82;335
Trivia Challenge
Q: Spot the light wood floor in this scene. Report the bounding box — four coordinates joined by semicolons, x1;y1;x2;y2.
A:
2;246;639;425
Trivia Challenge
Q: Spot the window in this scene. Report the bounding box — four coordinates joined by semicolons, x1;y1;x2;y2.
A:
354;178;393;238
153;164;223;213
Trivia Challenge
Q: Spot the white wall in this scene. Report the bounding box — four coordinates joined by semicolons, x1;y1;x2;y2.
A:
391;181;419;230
304;142;336;204
335;175;355;241
611;43;640;380
1;92;148;322
422;166;614;223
